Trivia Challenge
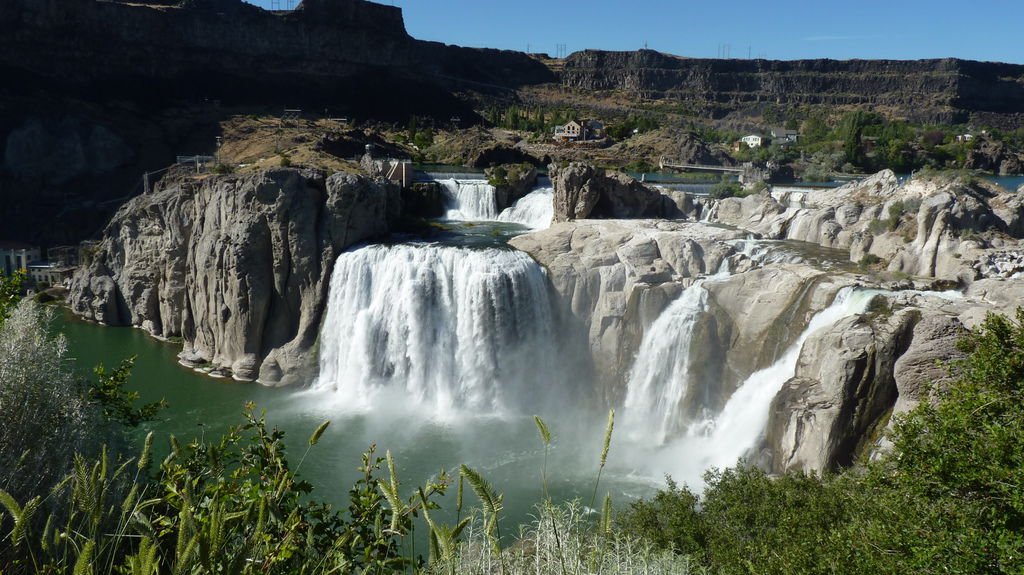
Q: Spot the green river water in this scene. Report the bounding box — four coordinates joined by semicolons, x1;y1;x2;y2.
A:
55;279;652;537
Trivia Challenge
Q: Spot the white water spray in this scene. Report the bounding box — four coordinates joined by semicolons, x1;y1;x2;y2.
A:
315;243;559;415
497;187;554;230
623;280;711;444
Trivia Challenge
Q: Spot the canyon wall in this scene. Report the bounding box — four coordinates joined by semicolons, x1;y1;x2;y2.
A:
0;0;553;111
561;50;1024;127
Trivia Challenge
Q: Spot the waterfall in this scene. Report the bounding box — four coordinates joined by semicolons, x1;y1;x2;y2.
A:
315;243;558;415
439;179;498;221
625;286;881;487
497;187;554;230
623;280;711;444
699;200;717;223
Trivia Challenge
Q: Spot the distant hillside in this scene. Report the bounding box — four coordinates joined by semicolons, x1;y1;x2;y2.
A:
561;50;1024;128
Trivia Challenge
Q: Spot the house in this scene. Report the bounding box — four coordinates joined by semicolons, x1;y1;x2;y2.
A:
956;133;974;143
0;241;40;276
740;134;765;148
554;120;583;141
770;127;799;143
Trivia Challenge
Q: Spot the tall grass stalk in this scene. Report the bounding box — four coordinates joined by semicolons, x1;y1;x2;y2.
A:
590;409;615;511
429;501;701;575
533;415;551;501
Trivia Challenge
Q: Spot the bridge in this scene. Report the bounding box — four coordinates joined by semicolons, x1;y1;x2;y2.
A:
659;157;743;173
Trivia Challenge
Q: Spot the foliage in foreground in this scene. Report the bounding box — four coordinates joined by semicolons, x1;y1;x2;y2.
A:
618;308;1024;574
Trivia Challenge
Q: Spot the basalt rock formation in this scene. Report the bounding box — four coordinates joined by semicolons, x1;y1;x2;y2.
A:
0;0;552;113
509;220;743;396
68;168;400;385
561;50;1024;128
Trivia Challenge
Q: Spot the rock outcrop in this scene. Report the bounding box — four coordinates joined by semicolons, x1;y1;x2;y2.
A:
69;168;400;385
767;307;918;473
964;135;1024;175
549;163;681;222
707;170;1024;282
485;163;539;212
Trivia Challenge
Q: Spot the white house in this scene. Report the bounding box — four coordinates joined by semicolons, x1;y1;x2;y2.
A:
956;134;974;143
740;134;765;148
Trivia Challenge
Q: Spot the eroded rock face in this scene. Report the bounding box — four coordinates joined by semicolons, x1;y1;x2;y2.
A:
509;220;743;394
708;170;1024;282
767;308;917;473
68;168;400;385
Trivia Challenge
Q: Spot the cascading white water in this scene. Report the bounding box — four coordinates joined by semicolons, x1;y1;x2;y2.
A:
731;239;805;266
700;201;717;223
315;243;558;415
623;280;711;445
626;287;882;487
497;187;554;230
439;179;499;220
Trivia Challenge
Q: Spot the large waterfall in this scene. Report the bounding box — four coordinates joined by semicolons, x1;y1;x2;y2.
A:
624;286;881;487
315;243;559;414
439;179;499;221
497;187;554;230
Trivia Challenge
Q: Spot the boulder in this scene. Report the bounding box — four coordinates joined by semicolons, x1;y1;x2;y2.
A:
549;162;672;222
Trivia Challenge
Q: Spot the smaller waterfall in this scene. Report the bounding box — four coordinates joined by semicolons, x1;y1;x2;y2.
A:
439;179;499;221
623;281;711;444
626;286;882;487
699;201;718;223
498;187;554;230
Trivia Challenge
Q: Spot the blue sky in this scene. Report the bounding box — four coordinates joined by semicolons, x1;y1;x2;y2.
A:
246;1;1021;63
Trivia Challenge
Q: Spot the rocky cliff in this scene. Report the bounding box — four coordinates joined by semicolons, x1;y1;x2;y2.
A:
0;0;553;113
69;168;400;385
511;167;1024;475
561;50;1024;127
